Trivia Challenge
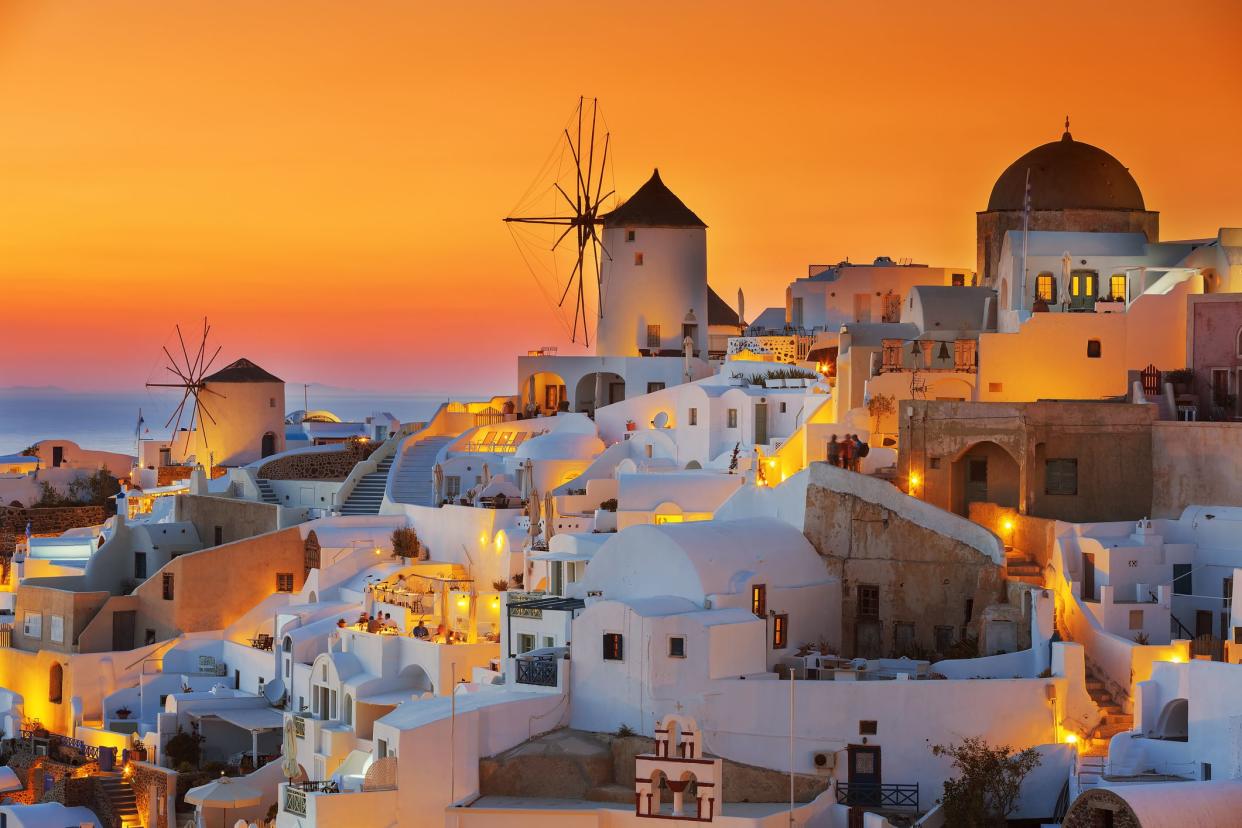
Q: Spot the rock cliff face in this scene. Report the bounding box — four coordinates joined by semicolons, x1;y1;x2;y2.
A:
478;729;828;803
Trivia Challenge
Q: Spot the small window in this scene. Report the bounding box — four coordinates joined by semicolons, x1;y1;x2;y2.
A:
988;382;1003;393
134;551;147;580
162;572;175;600
688;408;698;426
929;456;941;470
779;402;787;413
647;382;666;394
951;273;965;287
1128;610;1144;630
751;584;767;617
934;625;955;653
668;636;686;658
23;611;42;639
517;633;535;654
1036;273;1057;303
49;615;64;644
1236;327;1242;358
626;229;636;242
269;397;276;408
1087;339;1102;359
634;252;644;266
145;629;157;645
857;585;879;619
1045;459;1078;496
646;325;661;348
1173;564;1192;596
727;408;738;429
859;720;878;735
214;526;224;546
772;614;789;649
603;633;624;661
964;598;975;624
1110;274;1126;301
276;573;295;593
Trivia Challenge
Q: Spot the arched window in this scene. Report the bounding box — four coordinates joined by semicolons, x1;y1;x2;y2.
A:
283;636;293;653
1236;327;1242;358
343;693;353;726
49;662;63;704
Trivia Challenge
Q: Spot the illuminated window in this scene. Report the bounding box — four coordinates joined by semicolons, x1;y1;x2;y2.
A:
603;633;624;661
646;325;661;348
626;229;636;242
634;252;644;266
727;408;738;428
688;407;698;426
751;584;767;617
1110;274;1126;301
772;613;789;649
276;573;294;593
653;513;683;524
1036;273;1057;303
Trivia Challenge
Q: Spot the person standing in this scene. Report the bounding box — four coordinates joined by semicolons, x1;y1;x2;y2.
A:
827;435;841;467
840;435;855;472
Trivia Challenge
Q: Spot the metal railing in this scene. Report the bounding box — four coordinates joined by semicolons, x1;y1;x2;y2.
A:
835;782;919;809
290;780;338;793
515;657;558;687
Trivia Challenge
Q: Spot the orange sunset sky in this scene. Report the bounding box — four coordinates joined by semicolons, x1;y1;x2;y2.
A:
0;0;1239;394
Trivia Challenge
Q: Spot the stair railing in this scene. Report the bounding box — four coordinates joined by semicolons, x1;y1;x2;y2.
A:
334;420;423;512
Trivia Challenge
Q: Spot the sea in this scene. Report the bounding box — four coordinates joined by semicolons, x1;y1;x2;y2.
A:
0;388;452;457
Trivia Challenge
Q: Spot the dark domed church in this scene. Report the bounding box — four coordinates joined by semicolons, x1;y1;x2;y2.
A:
976;120;1159;286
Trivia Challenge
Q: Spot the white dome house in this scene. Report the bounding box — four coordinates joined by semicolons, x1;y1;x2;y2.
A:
597;169;708;359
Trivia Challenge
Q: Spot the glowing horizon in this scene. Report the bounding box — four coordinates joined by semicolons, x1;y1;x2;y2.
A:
1;0;1239;393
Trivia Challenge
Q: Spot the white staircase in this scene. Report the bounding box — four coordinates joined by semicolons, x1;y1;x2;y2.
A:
390;436;454;506
340;456;394;515
256;478;280;505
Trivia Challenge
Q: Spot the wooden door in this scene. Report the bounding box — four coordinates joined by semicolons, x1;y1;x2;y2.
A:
112;610;136;651
1081;552;1096;601
847;745;882;804
753;403;768;446
1196;610;1214;638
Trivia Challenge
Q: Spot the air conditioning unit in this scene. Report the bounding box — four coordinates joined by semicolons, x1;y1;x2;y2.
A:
811;751;835;773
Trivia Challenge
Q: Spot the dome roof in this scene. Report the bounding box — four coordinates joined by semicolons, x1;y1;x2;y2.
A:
987;124;1145;212
602;169;706;229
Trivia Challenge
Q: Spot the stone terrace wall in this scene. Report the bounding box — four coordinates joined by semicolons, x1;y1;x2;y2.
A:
257;441;376;481
1152;421;1242;517
0;504;106;558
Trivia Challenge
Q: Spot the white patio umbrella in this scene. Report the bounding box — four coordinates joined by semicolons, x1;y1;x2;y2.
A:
432;462;445;506
281;718;299;781
185;775;262;828
0;765;21;793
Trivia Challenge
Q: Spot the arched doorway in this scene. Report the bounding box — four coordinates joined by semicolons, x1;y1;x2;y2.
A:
304;530;321;576
950;440;1020;517
49;662;63;704
574;372;626;416
261;432;277;458
524;372;567;417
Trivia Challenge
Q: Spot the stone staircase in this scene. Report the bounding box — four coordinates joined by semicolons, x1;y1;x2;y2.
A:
255;478;280;505
1079;668;1134;789
340;456;394;515
390;436;454;506
97;772;140;827
1003;548;1043;585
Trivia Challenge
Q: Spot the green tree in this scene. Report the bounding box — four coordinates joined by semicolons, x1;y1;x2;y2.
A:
931;737;1041;827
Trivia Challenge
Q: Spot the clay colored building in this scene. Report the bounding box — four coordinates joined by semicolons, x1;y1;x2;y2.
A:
898;399;1155;522
1186;292;1242;420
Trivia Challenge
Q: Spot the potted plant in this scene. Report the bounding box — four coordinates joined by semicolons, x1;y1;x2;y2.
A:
625;419;637;432
115;706;132;720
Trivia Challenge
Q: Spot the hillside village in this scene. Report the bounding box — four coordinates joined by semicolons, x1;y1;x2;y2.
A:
2;123;1242;828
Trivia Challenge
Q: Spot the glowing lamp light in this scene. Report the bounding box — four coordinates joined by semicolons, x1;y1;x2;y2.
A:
768;459;777;469
1170;654;1183;664
1063;733;1078;745
456;596;469;610
908;473;920;488
1002;518;1014;532
374;548;382;556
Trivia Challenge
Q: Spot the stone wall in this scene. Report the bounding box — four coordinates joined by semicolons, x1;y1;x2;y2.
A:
478;729;828;804
969;501;1058;570
0;504;107;564
258;441;375;481
1152;421;1242;517
173;494;280;548
132;761;175;828
803;462;1015;659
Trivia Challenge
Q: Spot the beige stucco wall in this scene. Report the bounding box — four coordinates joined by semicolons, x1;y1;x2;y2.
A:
1152;422;1242;517
174;494;280;547
12;581;110;654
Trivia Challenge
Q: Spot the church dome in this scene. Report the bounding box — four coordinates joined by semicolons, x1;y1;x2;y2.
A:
987;124;1145;212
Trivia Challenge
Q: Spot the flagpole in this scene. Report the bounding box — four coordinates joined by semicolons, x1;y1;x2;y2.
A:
1021;167;1031;310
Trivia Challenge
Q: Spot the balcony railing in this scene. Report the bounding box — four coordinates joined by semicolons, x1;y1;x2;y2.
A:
835;782;919;809
284;787;308;817
515;656;558;687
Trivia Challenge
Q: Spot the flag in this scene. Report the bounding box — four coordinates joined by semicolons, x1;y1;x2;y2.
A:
135;409;145;440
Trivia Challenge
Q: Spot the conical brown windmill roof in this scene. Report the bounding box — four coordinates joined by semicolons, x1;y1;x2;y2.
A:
602;169;706;229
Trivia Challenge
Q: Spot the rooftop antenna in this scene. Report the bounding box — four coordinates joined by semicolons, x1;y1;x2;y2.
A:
145;317;224;458
504;97;616;346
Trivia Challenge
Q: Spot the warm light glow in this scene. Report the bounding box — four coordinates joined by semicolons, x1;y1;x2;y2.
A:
1002;518;1014;532
768;459;777;468
909;473;920;488
1170;655;1183;664
374;548;382;556
1063;733;1078;745
456;596;469;609
494;531;506;554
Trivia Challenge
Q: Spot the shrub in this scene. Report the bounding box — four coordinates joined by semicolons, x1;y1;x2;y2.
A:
164;726;205;769
616;724;636;738
599;498;618;512
931;737;1041;827
492;579;509;592
391;527;419;559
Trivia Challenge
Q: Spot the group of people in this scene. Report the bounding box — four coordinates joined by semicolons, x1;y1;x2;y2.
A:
340;611;401;634
826;433;869;472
